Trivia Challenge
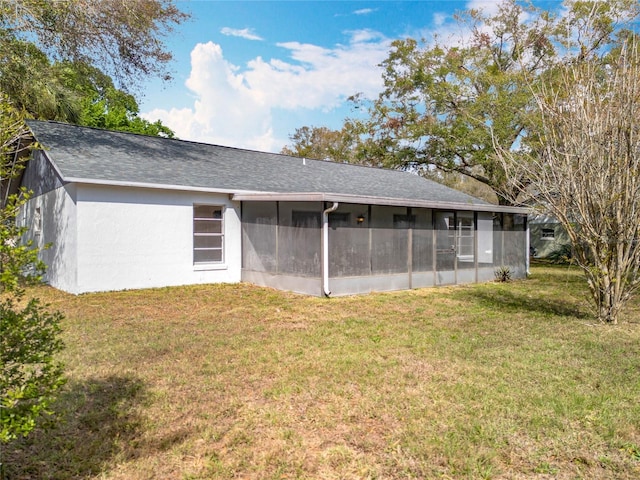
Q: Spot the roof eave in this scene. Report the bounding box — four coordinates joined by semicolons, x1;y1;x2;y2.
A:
55;178;528;214
232;192;530;214
62;176;265;196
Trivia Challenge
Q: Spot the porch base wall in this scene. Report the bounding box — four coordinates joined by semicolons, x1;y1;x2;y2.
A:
242;270;322;296
329;274;411;296
411;272;436;289
242;269;521;297
478;267;496;282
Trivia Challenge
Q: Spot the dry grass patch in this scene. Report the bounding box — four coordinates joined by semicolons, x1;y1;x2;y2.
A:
4;265;640;479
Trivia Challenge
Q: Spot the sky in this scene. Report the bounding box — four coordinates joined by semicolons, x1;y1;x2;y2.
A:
139;0;559;153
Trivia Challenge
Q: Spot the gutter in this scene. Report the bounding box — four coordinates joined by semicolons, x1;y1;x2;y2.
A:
322;202;339;296
233;192;530;215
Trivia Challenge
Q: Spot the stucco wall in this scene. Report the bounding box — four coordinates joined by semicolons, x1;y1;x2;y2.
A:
20;152;79;293
73;184;241;293
530;222;571;259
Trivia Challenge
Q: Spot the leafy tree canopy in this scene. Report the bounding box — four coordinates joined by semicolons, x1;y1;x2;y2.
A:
54;61;175;137
0;0;187;136
281;125;357;162
0;34;175;137
284;0;639;206
0;0;188;86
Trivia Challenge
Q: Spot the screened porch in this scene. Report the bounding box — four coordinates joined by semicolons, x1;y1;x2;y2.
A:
241;201;527;296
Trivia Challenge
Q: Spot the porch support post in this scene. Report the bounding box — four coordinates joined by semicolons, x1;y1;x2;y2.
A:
525;215;530;276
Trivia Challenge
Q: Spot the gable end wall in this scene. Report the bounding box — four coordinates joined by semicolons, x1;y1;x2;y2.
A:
20;152;79;292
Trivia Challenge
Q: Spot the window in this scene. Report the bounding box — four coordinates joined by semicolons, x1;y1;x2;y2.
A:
193;205;224;263
456;215;474;261
541;228;555;240
34;207;42;235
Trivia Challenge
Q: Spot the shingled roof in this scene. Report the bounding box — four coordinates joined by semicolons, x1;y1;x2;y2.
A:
27;120;526;213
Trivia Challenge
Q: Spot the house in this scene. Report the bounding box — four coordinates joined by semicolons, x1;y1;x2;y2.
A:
529;213;571;260
16;120;529;296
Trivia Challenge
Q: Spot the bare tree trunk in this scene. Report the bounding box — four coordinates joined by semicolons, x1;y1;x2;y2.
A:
498;40;640;324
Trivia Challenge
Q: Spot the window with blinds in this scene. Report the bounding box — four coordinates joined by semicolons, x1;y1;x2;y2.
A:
193;205;224;264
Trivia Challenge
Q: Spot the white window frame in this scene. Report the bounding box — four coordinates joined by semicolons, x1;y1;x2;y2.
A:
193;204;224;265
456;215;475;262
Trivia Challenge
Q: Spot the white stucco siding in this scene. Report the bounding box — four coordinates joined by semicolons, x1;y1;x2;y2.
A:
40;184;79;293
20;155;79;293
74;184;241;293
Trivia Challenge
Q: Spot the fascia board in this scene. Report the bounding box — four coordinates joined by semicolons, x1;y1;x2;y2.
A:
62;176;264;196
232;192;530;214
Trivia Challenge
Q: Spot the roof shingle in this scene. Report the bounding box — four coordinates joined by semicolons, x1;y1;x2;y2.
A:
27;120;519;212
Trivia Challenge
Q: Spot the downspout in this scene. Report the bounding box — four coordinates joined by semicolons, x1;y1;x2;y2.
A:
322;202;339;296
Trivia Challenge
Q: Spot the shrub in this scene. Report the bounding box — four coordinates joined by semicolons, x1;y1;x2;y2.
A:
494;266;512;282
0;296;65;443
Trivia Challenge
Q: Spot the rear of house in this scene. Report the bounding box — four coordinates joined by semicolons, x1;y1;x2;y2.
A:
17;120;529;296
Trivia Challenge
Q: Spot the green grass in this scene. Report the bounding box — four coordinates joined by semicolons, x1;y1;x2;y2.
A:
4;264;640;479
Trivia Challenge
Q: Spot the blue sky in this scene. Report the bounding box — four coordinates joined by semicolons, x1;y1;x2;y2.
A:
140;1;559;152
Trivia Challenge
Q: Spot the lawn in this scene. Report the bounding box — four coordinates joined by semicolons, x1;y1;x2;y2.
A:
4;264;640;479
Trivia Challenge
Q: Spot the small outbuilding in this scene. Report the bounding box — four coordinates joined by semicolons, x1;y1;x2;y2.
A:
16;120;529;296
528;213;572;260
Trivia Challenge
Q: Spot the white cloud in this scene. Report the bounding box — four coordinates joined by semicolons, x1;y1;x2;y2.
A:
353;8;375;15
346;28;386;44
465;0;502;16
220;27;263;41
144;42;273;151
143;31;390;152
433;12;448;27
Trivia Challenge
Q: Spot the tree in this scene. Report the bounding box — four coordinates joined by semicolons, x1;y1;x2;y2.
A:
0;35;81;123
291;0;636;205
0;0;188;86
54;62;175;137
0;0;186;137
0;97;65;447
497;38;640;324
341;0;560;204
281;125;357;162
0;31;175;136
